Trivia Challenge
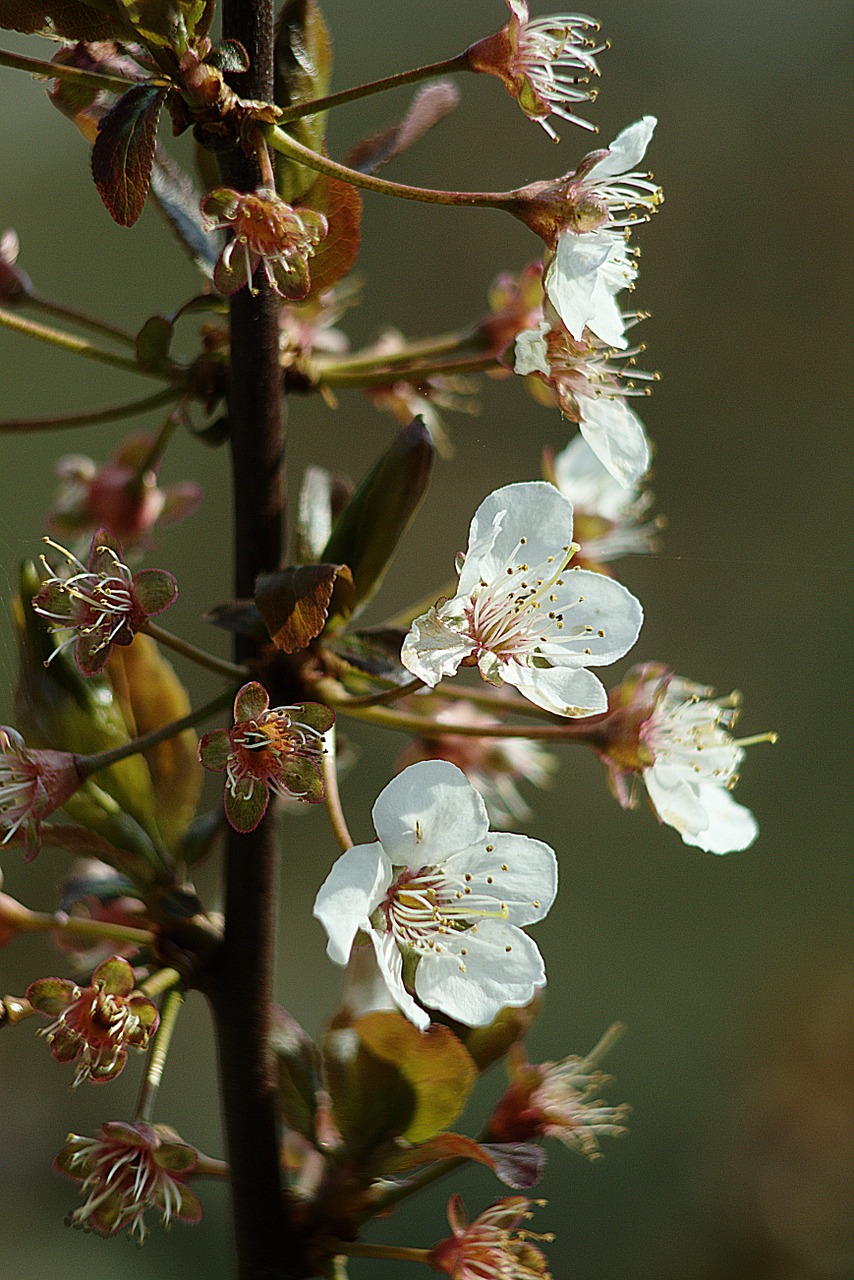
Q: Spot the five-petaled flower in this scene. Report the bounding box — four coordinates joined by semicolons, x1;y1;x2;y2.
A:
594;662;774;853
547;435;661;570
466;1;604;139
543;117;661;348
31;528;178;676
55;1121;202;1241
48;435;203;555
202;187;328;299
515;317;654;485
428;1193;553;1279
198;681;335;832
401;482;643;717
487;1027;629;1160
313;760;558;1031
0;726;82;860
27;955;159;1087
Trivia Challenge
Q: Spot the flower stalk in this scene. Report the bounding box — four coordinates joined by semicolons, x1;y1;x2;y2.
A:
135;989;184;1124
0;307;184;382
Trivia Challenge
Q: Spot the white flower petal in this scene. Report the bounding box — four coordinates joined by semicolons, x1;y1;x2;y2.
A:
372;760;489;867
553;434;638;520
463;482;575;583
445;833;558;926
681;782;759;855
586;116;657;182
539;568;643;666
401;606;476;685
414;921;546;1027
509;662;608;716
514;323;551;376
313;843;391;965
371;929;430;1029
577;392;651;487
546;229;637;349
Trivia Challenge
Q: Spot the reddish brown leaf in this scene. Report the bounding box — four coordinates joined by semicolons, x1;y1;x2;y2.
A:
298;173;361;297
91;84;166;226
346;81;460;176
255;562;354;654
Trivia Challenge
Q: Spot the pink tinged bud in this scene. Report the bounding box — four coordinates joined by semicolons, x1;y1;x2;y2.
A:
31;529;177;676
27;955;159;1086
201;187;328;300
0;726;82;860
198;681;334;832
55;1121;202;1241
0;228;33;303
428;1193;553;1278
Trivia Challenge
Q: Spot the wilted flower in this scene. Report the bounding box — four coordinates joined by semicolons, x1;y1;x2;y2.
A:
0;726;82;860
314;760;557;1031
202;187;327;299
488;1025;629;1159
32;529;178;676
428;1193;553;1279
595;663;775;853
466;1;604;139
396;697;556;828
401;482;643;717
198;681;334;832
48;435;202;554
547;435;661;570
27;955;159;1086
515;318;654;485
55;1121;202;1240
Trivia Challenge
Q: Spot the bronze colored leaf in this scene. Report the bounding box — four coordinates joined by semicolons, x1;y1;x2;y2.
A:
255;562;354;654
91;84;166;226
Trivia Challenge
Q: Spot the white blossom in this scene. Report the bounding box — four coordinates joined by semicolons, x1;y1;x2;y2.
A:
313;761;557;1031
552;435;659;562
402;482;643;717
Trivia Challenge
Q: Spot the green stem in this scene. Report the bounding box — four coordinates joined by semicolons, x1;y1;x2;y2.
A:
437;683;563;722
331;1241;431;1263
266;124;517;211
321;353;499;390
29;293;137;347
369;1152;466;1214
0;46;145;95
135;988;185;1124
322;726;353;853
0;387;180;433
0;307;184;382
314;326;484;380
315;676;424;711
14;908;155;947
137;406;182;473
140;619;250;681
78;686;237;778
329;699;597;741
276;52;469;125
140;967;183;998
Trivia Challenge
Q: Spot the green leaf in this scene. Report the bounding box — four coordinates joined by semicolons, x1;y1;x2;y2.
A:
205;38;249;72
274;0;333;203
135;313;174;367
255;562;355;653
322;628;409;687
115;0;204;51
0;0;128;40
271;1008;323;1144
91;84;166;227
323;1023;416;1156
322;419;435;618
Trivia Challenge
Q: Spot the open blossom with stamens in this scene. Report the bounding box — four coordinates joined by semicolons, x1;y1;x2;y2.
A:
401;482;643;718
48;435;202;555
55;1121;203;1240
516;318;654;485
428;1194;553;1279
488;1026;629;1160
465;1;604;139
547;436;660;570
27;955;159;1086
313;760;557;1031
595;663;774;853
0;727;82;860
198;681;335;832
542;118;661;346
202;187;327;299
31;528;178;676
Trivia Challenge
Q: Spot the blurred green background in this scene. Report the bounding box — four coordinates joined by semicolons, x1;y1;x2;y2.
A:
0;2;851;1277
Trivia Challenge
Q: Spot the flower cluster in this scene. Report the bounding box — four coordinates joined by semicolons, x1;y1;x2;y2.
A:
199;682;335;832
32;529;178;676
428;1194;553;1279
202;187;328;299
27;955;158;1086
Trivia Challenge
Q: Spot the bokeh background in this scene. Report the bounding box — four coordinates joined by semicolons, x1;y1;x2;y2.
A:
0;2;851;1277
